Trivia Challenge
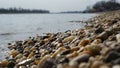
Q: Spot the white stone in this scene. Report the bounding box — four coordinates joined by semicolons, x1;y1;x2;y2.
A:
112;65;120;68
116;34;120;42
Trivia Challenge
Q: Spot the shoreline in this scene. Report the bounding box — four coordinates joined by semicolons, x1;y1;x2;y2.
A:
0;10;120;68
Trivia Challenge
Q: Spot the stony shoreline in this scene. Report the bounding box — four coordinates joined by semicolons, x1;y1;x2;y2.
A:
0;10;120;68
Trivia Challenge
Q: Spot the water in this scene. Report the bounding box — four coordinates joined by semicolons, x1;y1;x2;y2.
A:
0;13;96;60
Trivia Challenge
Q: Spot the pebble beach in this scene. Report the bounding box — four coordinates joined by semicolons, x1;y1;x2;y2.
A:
0;10;120;68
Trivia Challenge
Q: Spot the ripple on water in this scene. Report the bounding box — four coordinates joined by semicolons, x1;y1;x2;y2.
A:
0;32;15;36
0;44;9;60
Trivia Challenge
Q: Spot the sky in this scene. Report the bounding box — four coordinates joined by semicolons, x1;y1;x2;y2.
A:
0;0;116;12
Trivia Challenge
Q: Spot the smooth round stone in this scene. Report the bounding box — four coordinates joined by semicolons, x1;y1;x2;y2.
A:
38;58;57;68
57;64;63;68
78;63;89;68
88;57;95;63
84;45;101;56
116;34;120;42
19;66;26;68
62;36;75;43
78;38;90;46
91;61;103;68
0;60;9;67
69;54;90;67
112;58;120;65
96;31;108;41
15;54;23;60
112;65;120;68
103;51;120;63
94;26;104;34
30;65;37;68
9;49;19;57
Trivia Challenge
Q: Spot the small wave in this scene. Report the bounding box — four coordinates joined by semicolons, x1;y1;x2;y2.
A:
36;27;42;30
0;32;14;35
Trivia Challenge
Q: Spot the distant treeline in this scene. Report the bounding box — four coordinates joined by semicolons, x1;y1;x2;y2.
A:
83;0;120;13
60;11;82;14
0;8;50;13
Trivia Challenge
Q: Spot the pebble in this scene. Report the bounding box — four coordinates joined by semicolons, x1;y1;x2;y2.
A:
30;65;37;68
7;59;16;68
96;31;108;41
78;38;90;46
69;54;90;67
60;49;71;55
0;60;9;67
99;65;110;68
91;39;101;45
78;63;89;68
18;58;34;66
116;34;120;42
38;58;57;68
91;61;103;68
84;45;101;56
95;26;104;34
103;51;120;63
9;49;19;58
37;55;51;67
112;58;120;65
112;65;120;68
62;36;75;43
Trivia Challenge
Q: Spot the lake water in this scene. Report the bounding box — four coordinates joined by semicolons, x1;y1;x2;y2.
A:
0;13;96;60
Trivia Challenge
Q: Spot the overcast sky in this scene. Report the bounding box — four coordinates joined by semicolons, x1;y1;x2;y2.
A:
0;0;116;12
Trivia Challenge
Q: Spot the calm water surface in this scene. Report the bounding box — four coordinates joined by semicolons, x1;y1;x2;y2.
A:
0;13;96;60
